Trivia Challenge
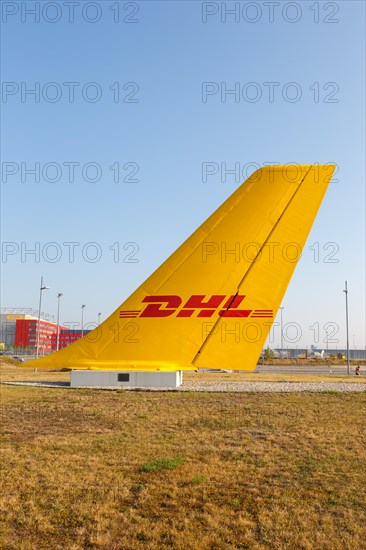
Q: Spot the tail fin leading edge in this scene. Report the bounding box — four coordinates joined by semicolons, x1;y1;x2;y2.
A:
26;164;335;371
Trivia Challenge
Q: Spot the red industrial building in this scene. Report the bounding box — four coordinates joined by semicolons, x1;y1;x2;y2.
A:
15;319;67;354
50;329;91;351
15;319;68;354
14;318;93;354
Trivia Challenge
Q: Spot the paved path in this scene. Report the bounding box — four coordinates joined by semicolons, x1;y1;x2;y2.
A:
253;365;365;375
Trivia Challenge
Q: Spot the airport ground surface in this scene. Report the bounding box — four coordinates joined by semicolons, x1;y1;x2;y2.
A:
1;358;365;549
1;359;365;392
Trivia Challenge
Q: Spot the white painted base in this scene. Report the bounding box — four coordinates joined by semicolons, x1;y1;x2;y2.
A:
70;370;183;388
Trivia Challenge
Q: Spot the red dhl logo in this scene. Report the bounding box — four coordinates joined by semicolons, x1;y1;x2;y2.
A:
119;295;273;319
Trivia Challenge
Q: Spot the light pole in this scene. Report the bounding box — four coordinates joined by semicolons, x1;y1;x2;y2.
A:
325;330;329;352
279;306;284;358
36;277;49;359
343;281;350;375
81;304;86;337
56;293;63;351
98;312;101;326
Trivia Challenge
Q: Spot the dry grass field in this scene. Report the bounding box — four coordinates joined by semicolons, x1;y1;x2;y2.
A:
1;359;365;549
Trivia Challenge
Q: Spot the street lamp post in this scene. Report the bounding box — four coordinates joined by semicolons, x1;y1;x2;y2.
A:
36;277;49;359
81;304;86;337
343;281;350;375
325;330;329;352
56;293;63;351
279;306;284;358
98;312;101;326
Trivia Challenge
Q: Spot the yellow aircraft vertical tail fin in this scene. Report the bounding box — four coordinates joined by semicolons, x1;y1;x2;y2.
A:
25;164;336;371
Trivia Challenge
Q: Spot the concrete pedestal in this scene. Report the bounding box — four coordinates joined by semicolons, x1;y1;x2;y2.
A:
70;370;183;388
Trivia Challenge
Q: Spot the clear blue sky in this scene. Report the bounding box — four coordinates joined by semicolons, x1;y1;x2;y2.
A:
1;0;365;349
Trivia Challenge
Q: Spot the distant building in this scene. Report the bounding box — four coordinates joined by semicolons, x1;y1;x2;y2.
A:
14;318;68;355
1;308;55;348
50;329;91;351
281;347;366;361
0;313;37;347
14;320;92;354
1;308;94;354
1;310;92;354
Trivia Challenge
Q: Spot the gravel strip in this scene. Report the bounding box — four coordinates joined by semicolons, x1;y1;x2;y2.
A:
181;381;365;393
1;380;365;392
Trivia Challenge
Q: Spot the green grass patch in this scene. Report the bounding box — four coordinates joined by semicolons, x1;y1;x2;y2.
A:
141;456;183;473
190;475;206;485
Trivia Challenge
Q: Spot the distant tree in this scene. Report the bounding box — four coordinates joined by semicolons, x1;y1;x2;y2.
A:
264;347;274;360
